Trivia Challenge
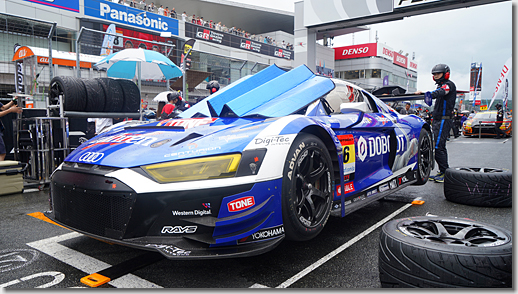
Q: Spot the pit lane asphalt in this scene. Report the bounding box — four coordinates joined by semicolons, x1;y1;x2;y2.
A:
0;134;513;289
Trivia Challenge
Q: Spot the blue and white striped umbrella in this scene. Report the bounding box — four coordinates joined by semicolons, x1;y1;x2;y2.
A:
94;48;183;80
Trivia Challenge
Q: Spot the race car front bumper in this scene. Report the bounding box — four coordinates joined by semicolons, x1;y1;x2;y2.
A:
46;163;285;259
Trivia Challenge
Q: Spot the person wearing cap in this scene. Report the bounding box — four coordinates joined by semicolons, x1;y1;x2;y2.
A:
415;63;457;183
494;103;506;139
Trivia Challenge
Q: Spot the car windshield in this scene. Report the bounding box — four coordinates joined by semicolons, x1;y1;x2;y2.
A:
474;112;494;119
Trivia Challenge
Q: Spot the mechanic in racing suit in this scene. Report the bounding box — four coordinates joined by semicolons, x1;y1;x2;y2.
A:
494;103;506;139
415;64;457;183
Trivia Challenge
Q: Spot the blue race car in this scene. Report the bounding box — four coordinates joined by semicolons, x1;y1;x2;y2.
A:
46;64;433;259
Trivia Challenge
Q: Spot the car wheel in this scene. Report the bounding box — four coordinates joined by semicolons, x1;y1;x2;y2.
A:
281;134;334;241
413;128;432;185
444;167;512;207
379;216;512;288
48;76;86;111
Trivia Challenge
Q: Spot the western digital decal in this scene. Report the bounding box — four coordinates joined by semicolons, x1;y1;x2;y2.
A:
171;210;212;216
84;0;178;34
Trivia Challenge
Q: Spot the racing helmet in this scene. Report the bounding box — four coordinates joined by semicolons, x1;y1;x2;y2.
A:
431;64;450;81
167;91;179;102
206;80;220;94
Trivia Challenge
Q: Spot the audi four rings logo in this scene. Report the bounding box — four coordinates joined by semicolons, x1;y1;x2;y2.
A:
79;152;104;163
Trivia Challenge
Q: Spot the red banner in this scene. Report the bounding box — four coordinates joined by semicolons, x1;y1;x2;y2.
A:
334;43;377;60
393;52;408;68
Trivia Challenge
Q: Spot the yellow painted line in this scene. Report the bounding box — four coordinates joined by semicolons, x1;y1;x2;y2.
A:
27;212;69;230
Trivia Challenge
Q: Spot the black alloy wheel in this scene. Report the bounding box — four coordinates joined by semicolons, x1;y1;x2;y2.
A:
282;134;334;241
414;128;432;185
379;216;512;288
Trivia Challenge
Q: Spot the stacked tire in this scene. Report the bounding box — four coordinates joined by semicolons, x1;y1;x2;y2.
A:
48;76;140;113
444;167;512;208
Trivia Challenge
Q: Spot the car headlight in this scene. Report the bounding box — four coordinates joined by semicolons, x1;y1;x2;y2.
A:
142;154;241;183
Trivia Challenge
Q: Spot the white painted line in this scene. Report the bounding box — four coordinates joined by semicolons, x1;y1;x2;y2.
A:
249;283;269;288
0;271;64;288
275;202;414;288
26;232;162;288
23;189;40;193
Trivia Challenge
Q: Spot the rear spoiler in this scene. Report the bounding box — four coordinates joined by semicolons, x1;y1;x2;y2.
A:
375;93;427;102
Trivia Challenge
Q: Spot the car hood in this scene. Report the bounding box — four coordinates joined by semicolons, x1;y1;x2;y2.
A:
65;117;274;168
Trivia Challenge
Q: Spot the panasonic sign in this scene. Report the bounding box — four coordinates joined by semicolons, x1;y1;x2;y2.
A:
84;0;178;35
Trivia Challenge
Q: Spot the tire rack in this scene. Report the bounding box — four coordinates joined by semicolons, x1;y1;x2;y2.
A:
13;116;68;187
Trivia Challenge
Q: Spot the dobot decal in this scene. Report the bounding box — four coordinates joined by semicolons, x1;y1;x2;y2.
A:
357;135;390;162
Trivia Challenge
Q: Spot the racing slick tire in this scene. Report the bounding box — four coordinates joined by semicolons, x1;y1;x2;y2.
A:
96;78;124;112
379;216;512;288
443;167;512;207
82;79;106;112
281;133;334;241
48;76;87;111
116;79;140;113
413;128;433;185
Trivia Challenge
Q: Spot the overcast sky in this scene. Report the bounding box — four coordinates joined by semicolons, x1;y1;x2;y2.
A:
232;0;513;101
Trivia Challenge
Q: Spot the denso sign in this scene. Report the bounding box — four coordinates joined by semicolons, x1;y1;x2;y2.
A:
335;43;377;60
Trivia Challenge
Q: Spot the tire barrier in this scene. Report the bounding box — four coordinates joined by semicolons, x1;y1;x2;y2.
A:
379;216;512;288
444;167;512;207
48;76;140;113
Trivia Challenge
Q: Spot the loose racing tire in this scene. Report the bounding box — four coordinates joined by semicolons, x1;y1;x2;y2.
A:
116;79;140;113
413;128;433;185
281;133;334;241
48;76;86;111
82;79;106;112
379;216;512;288
443;167;512;207
96;78;124;112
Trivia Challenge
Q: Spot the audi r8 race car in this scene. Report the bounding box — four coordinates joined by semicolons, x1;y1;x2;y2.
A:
46;64;433;259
